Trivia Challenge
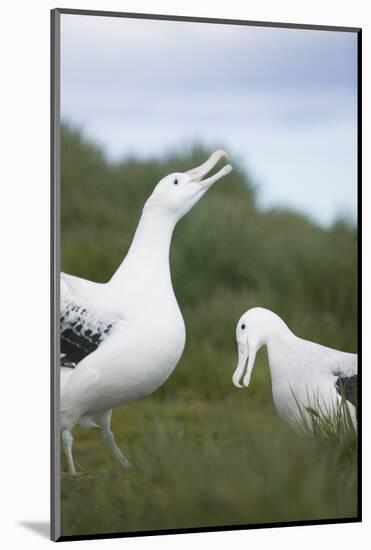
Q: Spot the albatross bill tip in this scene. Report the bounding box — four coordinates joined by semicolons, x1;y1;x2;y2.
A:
222;164;233;175
213;149;229;160
232;376;244;388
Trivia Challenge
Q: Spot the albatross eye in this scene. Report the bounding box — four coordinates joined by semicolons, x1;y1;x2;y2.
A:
174;179;178;185
241;324;246;330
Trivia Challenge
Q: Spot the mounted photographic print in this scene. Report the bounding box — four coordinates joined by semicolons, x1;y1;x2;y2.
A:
51;8;361;542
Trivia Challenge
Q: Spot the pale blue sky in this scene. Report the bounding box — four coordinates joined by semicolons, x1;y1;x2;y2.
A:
61;14;358;226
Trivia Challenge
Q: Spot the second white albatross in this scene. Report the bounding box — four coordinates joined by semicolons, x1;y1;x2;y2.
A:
60;150;232;474
232;307;357;428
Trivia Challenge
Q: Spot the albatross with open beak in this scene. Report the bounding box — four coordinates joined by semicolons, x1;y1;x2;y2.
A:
232;307;357;429
60;150;232;475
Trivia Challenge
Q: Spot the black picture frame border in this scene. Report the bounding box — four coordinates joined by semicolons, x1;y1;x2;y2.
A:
51;7;362;543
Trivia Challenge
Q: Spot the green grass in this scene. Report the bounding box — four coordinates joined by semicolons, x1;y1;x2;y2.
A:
60;125;358;536
61;397;357;537
293;390;357;454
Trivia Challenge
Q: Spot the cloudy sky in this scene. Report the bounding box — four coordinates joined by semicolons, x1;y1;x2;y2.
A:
60;14;358;226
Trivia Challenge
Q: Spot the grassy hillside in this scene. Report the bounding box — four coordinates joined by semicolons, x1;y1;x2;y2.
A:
60;125;358;537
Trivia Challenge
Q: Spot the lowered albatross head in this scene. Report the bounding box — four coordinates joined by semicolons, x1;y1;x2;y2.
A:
144;150;232;221
232;307;290;388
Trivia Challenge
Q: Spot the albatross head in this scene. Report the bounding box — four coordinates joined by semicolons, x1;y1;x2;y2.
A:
144;150;232;221
232;307;289;389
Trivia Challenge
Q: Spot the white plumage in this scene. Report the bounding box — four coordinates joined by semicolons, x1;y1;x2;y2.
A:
232;307;357;428
60;150;232;474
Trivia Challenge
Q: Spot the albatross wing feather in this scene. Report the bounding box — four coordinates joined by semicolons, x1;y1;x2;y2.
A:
60;275;118;368
326;349;358;407
335;375;358;407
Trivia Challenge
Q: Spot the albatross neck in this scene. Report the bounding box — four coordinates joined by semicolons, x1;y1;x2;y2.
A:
264;323;297;382
109;207;177;288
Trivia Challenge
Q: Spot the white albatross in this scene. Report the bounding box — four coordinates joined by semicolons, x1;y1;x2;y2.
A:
232;307;357;428
60;150;232;474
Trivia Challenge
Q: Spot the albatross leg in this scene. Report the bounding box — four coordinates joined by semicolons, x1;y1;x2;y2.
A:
102;428;130;467
62;428;77;475
95;409;130;467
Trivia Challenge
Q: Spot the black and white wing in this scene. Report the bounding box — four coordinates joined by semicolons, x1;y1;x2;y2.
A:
335;375;358;407
60;276;117;369
330;351;358;407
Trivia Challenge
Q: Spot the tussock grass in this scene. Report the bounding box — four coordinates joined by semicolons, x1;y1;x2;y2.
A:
61;398;357;536
292;390;357;466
